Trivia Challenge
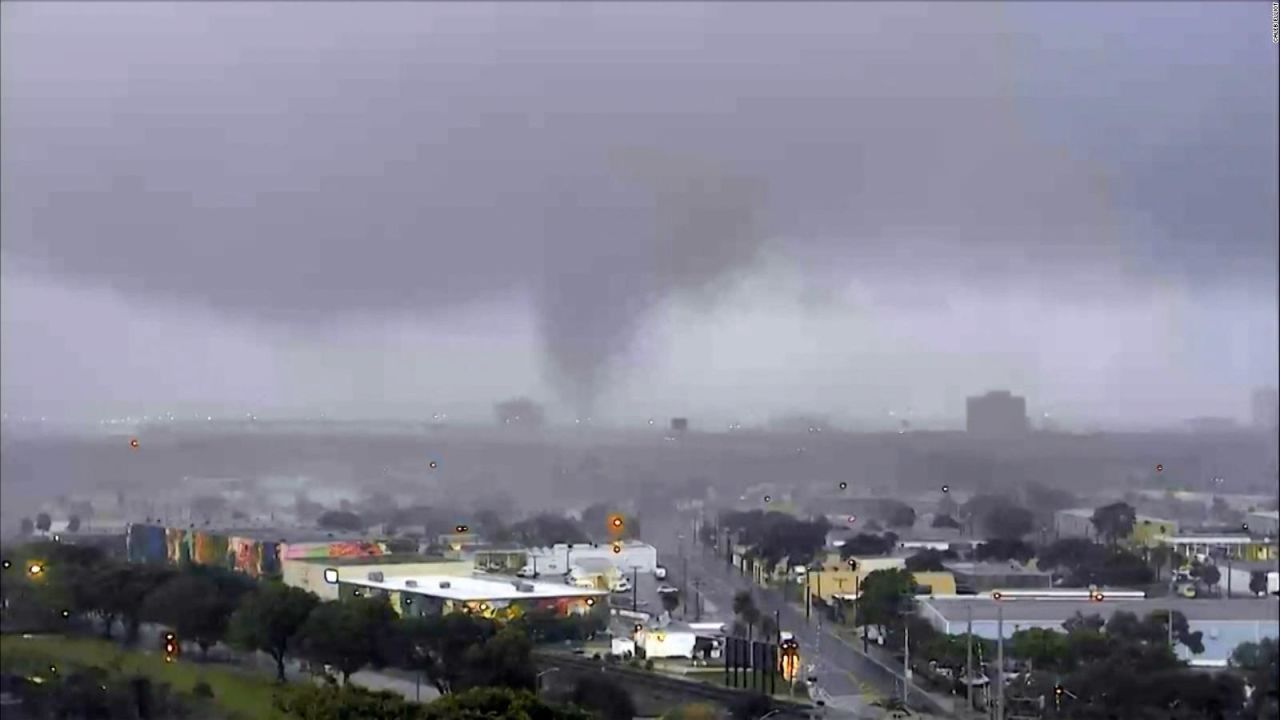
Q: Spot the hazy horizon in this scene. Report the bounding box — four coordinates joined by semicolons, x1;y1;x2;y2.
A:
3;2;1277;429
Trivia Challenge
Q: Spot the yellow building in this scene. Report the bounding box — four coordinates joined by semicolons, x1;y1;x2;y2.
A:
1130;517;1180;548
283;554;472;600
802;553;956;604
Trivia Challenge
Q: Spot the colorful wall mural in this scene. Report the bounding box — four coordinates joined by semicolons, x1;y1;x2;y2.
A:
126;523;283;578
279;541;387;560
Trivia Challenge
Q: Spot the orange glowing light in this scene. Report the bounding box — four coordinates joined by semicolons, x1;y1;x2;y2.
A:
129;438;139;449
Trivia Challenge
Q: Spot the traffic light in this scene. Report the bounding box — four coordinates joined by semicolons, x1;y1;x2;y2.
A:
991;590;1003;601
163;632;179;662
1054;683;1065;709
1090;591;1105;602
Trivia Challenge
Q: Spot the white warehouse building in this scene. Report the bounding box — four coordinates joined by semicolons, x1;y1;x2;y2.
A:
524;541;659;576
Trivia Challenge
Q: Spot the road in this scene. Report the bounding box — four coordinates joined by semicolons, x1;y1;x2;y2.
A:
643;511;925;716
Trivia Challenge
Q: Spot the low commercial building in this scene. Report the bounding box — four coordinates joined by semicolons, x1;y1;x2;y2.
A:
1223;560;1280;598
569;558;623;590
1245;510;1279;536
945;561;1054;594
916;596;1280;666
1053;509;1178;547
339;573;607;622
525;541;658;576
805;554;956;604
1157;534;1278;563
283;554;472;600
468;544;530;573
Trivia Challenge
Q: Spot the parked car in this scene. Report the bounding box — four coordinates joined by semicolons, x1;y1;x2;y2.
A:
653;566;668;580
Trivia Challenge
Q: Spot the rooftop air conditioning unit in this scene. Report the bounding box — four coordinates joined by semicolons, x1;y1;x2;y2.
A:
404;580;418;588
439;581;452;589
367;571;385;582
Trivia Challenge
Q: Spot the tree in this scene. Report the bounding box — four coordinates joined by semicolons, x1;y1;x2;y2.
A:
295;595;399;684
508;514;590;547
1009;627;1070;671
856;568;915;636
732;591;760;640
229;581;319;682
1249;570;1269;596
1195;563;1222;596
36;512;52;533
839;533;897;558
661;589;681;615
392;614;535;695
142;573;230;658
1037;539;1152;588
904;549;949;572
459;626;537;691
20;517;35;535
275;684;590;720
571;675;636;720
720;510;831;574
1148;544;1173;582
930;514;962;530
97;564;174;644
880;501;917;529
1231;638;1279;719
982;504;1034;540
317;510;365;532
1090;502;1137;546
758;615;778;644
66;515;82;533
974;538;1034;564
426;687;590;720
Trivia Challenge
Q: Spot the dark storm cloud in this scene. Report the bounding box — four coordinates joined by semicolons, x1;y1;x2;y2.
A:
2;2;1275;412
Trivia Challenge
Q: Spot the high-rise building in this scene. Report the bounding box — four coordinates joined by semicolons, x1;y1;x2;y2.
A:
965;390;1028;437
1252;387;1279;430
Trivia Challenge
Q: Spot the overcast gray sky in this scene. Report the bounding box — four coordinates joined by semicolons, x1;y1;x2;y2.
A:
2;2;1276;428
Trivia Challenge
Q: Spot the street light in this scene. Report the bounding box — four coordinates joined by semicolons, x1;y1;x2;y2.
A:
536;667;560;695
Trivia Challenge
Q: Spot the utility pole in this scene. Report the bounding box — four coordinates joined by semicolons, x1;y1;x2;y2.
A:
805;570;811;620
966;604;974;714
682;552;689;619
694;579;703;621
903;615;911;706
996;603;1005;720
632;567;639;612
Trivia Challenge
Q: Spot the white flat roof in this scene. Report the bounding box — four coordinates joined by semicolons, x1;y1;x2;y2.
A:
345;574;608;602
1159;535;1277;545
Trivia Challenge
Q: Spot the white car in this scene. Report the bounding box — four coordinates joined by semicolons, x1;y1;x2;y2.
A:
653;566;668;580
611;578;632;593
657;584;678;595
516;566;537;578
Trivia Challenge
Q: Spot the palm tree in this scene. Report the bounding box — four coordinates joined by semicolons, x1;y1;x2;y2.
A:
1149;545;1172;582
759;615;779;644
733;591;760;641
